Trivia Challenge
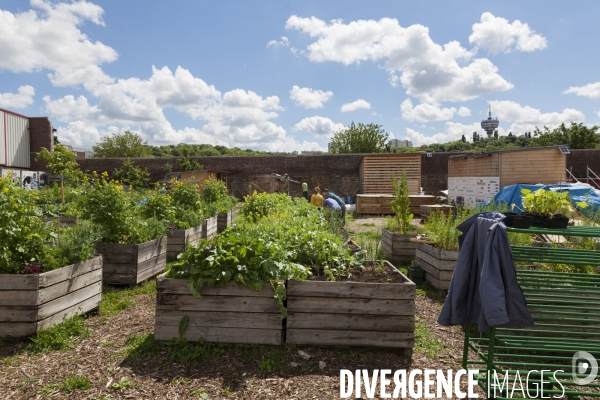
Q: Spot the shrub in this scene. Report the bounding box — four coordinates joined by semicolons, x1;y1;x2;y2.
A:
112;159;151;189
41;221;102;272
387;171;414;234
201;178;227;203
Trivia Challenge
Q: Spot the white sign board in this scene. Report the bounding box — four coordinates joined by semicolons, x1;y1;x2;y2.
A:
448;176;500;209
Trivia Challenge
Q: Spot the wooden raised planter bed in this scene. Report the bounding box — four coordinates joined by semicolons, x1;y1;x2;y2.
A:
97;237;167;286
167;226;203;259
217;210;233;233
0;256;103;338
381;228;417;260
202;216;218;240
414;242;459;291
286;261;415;352
154;274;282;345
42;216;78;227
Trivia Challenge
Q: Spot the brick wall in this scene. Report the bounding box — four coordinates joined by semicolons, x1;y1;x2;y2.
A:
29;117;53;154
29;149;600;198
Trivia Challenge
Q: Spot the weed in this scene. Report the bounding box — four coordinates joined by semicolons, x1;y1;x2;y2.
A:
189;388;209;398
27;316;89;354
100;280;156;317
100;339;114;347
222;388;232;396
111;376;134;390
164;338;212;364
259;349;283;371
37;375;90;394
414;317;445;358
415;282;441;299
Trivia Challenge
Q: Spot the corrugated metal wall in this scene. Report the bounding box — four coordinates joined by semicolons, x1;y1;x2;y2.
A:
0;110;5;166
2;111;30;168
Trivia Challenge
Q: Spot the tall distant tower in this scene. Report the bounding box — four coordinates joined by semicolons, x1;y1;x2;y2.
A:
481;105;499;138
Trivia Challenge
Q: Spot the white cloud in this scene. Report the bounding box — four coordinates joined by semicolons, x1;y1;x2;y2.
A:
564;82;600;100
0;85;35;109
289;85;333;108
266;36;290;48
0;0;117;88
43;65;318;151
469;12;547;54
457;106;471;117
285;15;513;103
293;116;345;139
340;99;371;112
400;99;456;122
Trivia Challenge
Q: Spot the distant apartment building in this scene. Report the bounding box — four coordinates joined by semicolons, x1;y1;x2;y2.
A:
388;139;413;148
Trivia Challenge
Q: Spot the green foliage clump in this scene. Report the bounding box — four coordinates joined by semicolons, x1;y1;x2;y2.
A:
329;122;389;154
167;193;361;316
387;171;414;234
0;176;50;274
41;221;101;272
92;130;152;158
112;159;151;189
520;188;587;217
139;189;176;222
422;208;471;251
27;316;89;354
36;144;83;182
201;177;227;203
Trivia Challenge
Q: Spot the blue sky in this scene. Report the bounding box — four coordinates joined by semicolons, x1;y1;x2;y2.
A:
1;1;599;151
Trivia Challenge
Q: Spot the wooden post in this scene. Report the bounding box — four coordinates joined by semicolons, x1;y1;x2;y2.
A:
60;177;65;203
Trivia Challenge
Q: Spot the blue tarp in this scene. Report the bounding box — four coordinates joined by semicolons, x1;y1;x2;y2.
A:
490;183;600;216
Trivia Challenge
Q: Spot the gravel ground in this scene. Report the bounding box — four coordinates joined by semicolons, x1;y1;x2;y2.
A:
0;216;485;399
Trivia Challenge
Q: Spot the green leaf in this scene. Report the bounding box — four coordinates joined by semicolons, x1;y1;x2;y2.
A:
178;315;189;338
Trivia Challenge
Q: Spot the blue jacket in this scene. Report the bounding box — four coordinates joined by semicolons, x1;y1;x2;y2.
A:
437;212;535;331
327;192;345;207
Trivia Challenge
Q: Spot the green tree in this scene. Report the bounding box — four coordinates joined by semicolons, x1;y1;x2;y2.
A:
328;122;389;154
112;159;151;189
36;144;83;181
92;131;152;158
390;171;413;234
461;134;466;143
533;122;600;149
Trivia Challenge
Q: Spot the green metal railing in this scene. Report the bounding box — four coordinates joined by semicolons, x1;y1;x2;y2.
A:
463;225;600;399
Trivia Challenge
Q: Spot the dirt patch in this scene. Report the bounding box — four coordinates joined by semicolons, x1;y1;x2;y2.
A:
310;262;406;283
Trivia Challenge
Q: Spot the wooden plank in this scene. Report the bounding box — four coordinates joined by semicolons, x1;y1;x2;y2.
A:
96;242;137;255
0;306;37;322
286;329;414;348
157;278;274;297
37;293;101;331
287;297;415;315
37;281;102;319
0;322;37;338
0;274;38;290
136;251;167;274
155;310;281;330
137;245;166;263
415;257;454;281
38;256;102;288
102;263;137;275
287;280;414;300
136;258;166;284
154;325;281;345
415;249;457;271
38;269;102;305
157;294;280;313
100;253;137;264
287;313;414;331
137;237;167;253
167;230;186;239
104;273;136;285
415;243;459;262
0;289;37;306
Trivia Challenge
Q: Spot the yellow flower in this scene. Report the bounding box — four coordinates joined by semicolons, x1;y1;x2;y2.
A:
3;187;8;193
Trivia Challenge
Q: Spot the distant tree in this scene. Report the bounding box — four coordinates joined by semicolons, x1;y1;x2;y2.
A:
461;134;466;143
53;135;60;145
494;130;499;139
92;131;152;158
178;148;203;171
533;122;600;149
329;122;389;154
472;132;477;143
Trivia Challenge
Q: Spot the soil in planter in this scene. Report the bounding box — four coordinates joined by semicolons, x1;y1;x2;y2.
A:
308;263;405;284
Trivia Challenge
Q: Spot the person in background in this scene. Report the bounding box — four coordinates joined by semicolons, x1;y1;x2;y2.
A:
302;181;309;201
310;187;323;209
321;188;345;223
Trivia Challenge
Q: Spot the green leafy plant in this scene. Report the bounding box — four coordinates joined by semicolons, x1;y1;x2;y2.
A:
0;176;50;274
41;221;102;272
36;143;84;183
520;188;588;217
422;208;470;251
388;171;414;234
27;316;89;354
111;377;134;390
201;177;227;203
112;159;151;189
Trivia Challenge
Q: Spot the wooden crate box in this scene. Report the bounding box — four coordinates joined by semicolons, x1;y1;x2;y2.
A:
167;226;204;259
217;210;233;233
202;216;218;240
286;261;415;351
154;275;282;345
0;256;103;338
381;229;418;260
97;237;167;286
414;242;459;291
